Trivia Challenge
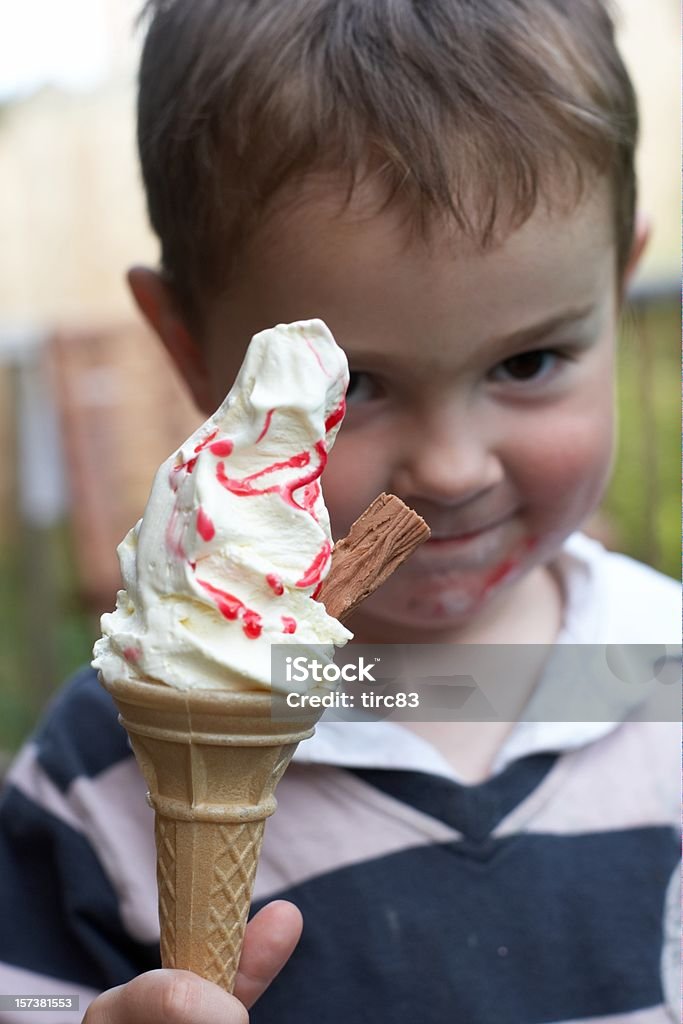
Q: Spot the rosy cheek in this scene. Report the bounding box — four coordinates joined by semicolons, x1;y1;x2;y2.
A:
514;416;613;514
324;441;385;536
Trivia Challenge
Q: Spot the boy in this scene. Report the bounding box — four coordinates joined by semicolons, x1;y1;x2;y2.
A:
0;1;679;1022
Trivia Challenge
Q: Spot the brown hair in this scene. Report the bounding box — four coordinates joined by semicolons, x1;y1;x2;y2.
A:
136;0;638;327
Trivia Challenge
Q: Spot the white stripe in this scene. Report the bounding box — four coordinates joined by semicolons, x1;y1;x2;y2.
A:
495;721;680;838
68;759;158;944
6;744;85;834
7;745;159;945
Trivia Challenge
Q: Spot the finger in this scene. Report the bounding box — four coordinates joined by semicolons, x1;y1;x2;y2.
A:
234;899;304;1009
83;969;248;1024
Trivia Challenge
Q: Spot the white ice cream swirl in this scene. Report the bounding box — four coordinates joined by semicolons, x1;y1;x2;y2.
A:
93;319;352;692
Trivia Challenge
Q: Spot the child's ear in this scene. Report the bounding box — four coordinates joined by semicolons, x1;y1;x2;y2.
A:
620;210;651;298
127;266;214;413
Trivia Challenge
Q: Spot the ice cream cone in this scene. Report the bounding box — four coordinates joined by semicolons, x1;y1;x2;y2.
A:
101;675;322;993
93;319;430;995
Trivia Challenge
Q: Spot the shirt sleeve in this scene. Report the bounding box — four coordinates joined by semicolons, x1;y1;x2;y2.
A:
660;865;681;1021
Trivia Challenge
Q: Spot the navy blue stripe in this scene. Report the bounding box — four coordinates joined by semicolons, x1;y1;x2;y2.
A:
350;753;558;840
0;785;160;988
33;667;131;792
251;827;677;1024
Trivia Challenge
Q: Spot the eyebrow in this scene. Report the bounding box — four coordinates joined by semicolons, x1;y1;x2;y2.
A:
489;304;598;350
345;304;599;370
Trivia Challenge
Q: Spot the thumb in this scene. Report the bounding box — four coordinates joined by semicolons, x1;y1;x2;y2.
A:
233;900;303;1009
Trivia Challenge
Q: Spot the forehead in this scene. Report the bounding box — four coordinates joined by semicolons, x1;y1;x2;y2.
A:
205;174;615;371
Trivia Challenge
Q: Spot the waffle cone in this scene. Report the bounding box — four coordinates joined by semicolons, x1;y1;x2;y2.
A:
101;675;322;992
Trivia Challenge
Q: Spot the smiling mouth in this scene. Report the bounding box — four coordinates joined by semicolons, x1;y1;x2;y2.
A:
425;517;512;545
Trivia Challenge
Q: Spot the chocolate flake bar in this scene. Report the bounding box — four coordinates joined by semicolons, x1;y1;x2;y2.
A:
318;493;430;621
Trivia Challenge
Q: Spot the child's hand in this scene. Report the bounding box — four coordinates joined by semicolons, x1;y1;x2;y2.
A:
82;900;302;1023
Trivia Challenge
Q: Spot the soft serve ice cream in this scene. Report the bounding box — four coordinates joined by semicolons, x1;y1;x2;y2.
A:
93;319;352;692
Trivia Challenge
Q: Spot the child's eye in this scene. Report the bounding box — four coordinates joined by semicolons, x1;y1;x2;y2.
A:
491;349;562;383
346;371;384;404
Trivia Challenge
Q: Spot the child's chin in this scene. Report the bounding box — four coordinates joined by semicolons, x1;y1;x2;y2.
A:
356;583;490;636
360;555;537;636
403;593;487;630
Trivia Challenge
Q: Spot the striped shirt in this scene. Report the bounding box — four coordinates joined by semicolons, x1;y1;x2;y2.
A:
0;534;680;1023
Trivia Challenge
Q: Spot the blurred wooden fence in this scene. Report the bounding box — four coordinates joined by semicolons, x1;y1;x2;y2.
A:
50;323;202;614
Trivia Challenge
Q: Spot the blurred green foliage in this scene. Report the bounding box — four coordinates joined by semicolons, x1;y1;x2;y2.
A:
0;524;95;757
0;299;679;757
603;299;680;580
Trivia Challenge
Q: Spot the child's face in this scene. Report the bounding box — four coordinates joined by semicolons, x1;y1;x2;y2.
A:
194;178;619;642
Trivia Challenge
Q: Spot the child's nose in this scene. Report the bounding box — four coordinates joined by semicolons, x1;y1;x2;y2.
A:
392;411;504;504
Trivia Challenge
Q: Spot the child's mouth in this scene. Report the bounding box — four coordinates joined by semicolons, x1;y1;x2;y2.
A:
424;515;514;546
406;515;531;576
427;528;488;545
